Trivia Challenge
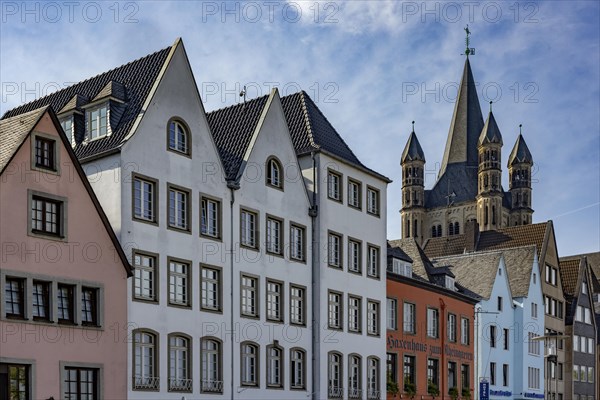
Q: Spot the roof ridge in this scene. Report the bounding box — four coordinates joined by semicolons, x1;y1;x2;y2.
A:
297;91;319;150
434;245;536;260
207;93;270;115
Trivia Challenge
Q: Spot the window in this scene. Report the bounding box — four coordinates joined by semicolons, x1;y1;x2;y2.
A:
427;358;439;386
133;175;157;223
403;355;416;387
502;364;509;386
168;259;190;307
201;338;223;393
461;364;470;391
290;285;305;325
31;195;62;236
348;179;361;209
448;362;457;390
582;280;588;294
348;295;361;333
1;364;30;400
168;335;191;391
445;276;455;290
327;170;342;202
558;363;563;380
241;342;259;386
290;224;305;261
588;337;594;354
574;365;580;382
386;353;398;384
348;355;362;399
367;357;380;400
391;258;412;277
528;367;540;389
290;348;306;389
587;367;594;383
201;266;221;311
168;185;190;231
266;216;283;255
168;120;189;155
545;264;557;285
490;325;497;348
404;302;416;333
5;278;25;318
447;314;456;342
328;232;342;268
240;209;257;248
266;345;283;387
81;287;98;326
266;157;282;189
503;328;509;350
367;186;380;215
34;136;56;170
528;332;540;355
461;318;470;345
367;245;380;278
87;104;108;139
60;117;73;144
201;197;220;238
133;252;157;302
64;367;98;399
57;284;74;324
386;298;397;330
427;308;439;338
348;239;362;273
367;300;380;335
490;362;496;385
532;303;538;318
266;280;283;322
32;281;50;321
241;275;258;318
328;352;343;398
497;296;503;311
328;291;343;329
133;330;159;390
574;335;580;352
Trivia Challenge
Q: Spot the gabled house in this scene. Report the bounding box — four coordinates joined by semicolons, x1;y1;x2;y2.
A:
0;107;131;399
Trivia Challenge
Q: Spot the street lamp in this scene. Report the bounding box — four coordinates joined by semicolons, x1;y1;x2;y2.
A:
532;332;569;400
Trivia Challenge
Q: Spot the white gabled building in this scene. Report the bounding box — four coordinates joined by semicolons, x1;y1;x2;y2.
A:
3;38;390;400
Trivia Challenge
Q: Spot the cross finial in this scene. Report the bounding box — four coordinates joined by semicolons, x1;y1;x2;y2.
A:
412;120;415;132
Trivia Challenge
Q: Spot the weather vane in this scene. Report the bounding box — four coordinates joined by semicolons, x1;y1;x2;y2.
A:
463;25;476;57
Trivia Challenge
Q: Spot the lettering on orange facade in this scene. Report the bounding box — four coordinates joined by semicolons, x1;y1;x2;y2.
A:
387;335;473;361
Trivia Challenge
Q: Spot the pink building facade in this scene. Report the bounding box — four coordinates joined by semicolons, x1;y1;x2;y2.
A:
0;107;131;400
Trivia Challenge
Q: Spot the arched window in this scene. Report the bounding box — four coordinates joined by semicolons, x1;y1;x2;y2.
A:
328;352;343;398
348;354;362;398
437;225;442;237
133;329;159;390
168;119;190;155
266;157;283;189
241;342;259;386
168;334;191;391
201;337;223;393
367;357;380;400
448;222;454;236
267;344;283;388
454;222;460;235
290;348;306;389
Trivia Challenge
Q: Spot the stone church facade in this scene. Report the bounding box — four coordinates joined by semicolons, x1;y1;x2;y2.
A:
400;56;535;245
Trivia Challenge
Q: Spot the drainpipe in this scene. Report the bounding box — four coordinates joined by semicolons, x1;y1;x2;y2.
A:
440;298;446;400
309;152;319;400
227;179;240;400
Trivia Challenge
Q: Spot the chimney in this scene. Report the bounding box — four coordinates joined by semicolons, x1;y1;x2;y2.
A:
465;220;479;252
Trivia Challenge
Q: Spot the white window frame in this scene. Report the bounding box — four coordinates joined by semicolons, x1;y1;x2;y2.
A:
290;285;305;326
133;252;157;302
201;266;221;312
367;300;380;336
327;170;342;201
168;259;190;307
328;291;343;329
387;298;397;330
367;245;380;278
290;224;305;261
348;295;362;333
266;280;282;322
168;186;189;231
240;209;257;248
348;239;361;273
427;308;439;338
366;186;379;215
241;275;258;318
328;232;342;268
201;197;220;238
266;217;282;255
87;103;108;140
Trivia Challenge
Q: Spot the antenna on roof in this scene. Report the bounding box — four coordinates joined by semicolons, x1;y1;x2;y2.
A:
240;86;247;109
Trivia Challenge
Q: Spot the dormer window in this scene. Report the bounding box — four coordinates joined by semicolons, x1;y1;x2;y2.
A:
87;104;108;140
168;119;190;155
445;276;455;290
392;258;412;277
59;117;73;144
266;157;282;189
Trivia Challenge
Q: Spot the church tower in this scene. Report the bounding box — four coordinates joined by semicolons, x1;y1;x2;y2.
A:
508;127;534;225
476;103;504;231
401;122;426;243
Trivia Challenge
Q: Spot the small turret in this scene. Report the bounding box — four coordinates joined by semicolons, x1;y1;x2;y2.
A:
508;127;534;225
401;122;426;244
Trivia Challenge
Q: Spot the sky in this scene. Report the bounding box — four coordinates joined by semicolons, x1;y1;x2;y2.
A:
1;0;599;256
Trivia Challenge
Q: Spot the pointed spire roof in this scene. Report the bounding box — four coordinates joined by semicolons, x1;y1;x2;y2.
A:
401;126;426;163
439;58;484;176
508;133;533;166
478;109;503;146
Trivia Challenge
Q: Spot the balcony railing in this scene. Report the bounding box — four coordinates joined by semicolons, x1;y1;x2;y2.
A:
348;387;362;399
329;386;344;399
133;376;160;390
367;389;381;400
169;378;193;391
202;379;224;393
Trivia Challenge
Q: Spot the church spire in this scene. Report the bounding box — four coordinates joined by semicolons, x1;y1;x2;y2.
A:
401;121;426;163
508;130;533;166
478;102;503;145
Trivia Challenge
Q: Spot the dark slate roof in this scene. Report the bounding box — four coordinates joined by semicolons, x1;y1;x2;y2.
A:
206;95;270;180
508;134;533;166
478;110;503;145
401;130;426;163
439;58;484;177
425;163;479;208
387;243;412;263
58;94;88;114
0;107;48;172
2;45;172;160
423;221;549;259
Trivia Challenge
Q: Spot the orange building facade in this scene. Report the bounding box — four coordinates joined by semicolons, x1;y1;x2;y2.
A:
386;272;478;399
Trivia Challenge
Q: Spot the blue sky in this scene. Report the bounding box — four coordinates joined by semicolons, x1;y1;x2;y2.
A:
1;1;598;256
